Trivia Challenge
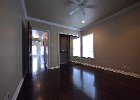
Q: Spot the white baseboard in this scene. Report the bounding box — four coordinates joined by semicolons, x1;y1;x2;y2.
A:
48;66;60;70
71;61;140;78
12;78;24;100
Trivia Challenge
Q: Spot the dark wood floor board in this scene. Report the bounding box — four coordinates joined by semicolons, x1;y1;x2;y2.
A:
17;58;140;100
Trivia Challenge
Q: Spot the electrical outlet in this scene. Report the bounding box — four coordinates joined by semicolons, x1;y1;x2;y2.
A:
3;92;10;100
7;92;9;100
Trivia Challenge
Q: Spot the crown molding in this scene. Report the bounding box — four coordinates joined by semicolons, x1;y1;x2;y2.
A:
20;0;27;19
81;1;140;31
21;0;140;32
27;17;80;31
20;0;80;31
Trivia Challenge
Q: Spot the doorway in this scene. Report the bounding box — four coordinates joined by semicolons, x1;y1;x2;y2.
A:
59;34;70;67
58;33;79;67
31;29;49;74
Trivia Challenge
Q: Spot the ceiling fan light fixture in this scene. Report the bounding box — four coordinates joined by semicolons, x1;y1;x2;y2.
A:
82;20;86;23
69;0;97;15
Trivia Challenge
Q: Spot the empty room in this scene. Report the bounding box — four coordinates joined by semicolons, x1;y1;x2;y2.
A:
0;0;140;100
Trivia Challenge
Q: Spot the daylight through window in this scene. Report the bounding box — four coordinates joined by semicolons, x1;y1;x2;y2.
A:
82;33;94;58
73;37;80;57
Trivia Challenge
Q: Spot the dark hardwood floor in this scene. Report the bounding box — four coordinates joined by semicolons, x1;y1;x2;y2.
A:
17;57;140;100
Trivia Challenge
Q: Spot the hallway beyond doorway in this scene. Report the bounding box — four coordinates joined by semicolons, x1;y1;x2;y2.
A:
32;29;49;71
32;56;45;75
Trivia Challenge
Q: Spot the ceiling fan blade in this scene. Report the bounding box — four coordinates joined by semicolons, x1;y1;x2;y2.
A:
69;8;80;15
83;0;88;4
86;5;97;8
70;0;80;4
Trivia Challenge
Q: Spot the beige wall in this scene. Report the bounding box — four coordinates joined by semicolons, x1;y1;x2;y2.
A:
0;0;24;99
71;4;140;74
30;20;80;68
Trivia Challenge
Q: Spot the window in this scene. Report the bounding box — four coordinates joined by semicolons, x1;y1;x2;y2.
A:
32;45;37;55
40;46;44;55
82;33;94;58
73;37;80;57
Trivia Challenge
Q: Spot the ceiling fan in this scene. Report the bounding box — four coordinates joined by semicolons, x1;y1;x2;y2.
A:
69;0;97;16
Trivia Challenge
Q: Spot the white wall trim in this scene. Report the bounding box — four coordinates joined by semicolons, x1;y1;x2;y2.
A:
58;33;61;68
48;30;51;68
20;0;140;32
20;0;80;31
48;66;60;69
12;78;24;100
81;1;140;31
59;32;79;37
71;61;140;78
20;0;27;19
27;17;80;31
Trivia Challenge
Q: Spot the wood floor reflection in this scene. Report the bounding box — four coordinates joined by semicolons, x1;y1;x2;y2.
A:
17;61;140;100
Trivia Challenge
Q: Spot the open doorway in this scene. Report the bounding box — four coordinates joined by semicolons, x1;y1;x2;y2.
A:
32;29;49;74
58;32;79;67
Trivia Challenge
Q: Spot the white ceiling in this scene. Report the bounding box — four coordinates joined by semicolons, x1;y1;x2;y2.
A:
24;0;140;30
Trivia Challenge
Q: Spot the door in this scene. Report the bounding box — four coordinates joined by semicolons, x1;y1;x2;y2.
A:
28;21;32;75
22;21;32;77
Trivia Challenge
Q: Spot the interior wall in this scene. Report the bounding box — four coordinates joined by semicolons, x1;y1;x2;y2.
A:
29;20;80;68
71;4;140;74
0;0;24;99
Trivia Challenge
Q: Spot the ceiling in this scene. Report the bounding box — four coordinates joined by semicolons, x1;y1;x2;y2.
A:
24;0;140;30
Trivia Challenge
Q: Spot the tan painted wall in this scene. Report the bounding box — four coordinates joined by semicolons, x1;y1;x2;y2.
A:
71;4;140;74
0;0;24;99
29;20;80;68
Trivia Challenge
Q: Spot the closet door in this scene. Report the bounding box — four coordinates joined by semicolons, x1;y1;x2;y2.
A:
60;34;70;66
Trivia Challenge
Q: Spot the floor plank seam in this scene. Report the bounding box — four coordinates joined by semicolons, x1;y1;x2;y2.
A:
48;66;60;70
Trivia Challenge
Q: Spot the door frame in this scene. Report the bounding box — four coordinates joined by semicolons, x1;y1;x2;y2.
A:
58;32;79;67
58;32;68;67
32;28;51;68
